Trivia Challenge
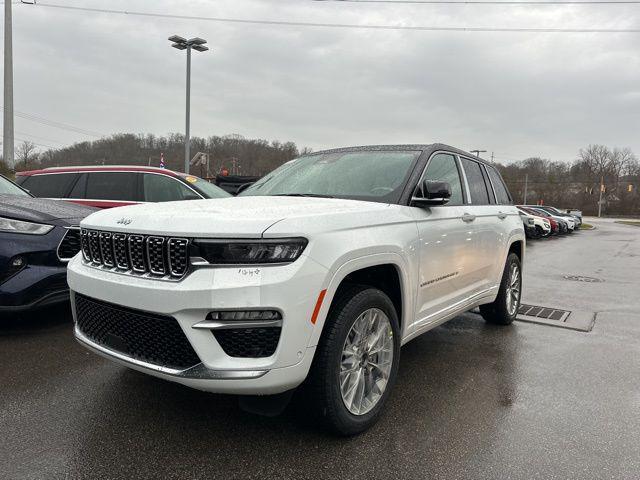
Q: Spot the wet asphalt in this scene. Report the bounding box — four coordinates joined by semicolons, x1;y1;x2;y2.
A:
1;218;639;480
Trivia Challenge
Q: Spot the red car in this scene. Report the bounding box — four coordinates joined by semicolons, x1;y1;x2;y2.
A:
14;166;229;209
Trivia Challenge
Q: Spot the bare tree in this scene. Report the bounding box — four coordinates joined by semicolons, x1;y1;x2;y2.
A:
610;147;637;177
16;140;38;169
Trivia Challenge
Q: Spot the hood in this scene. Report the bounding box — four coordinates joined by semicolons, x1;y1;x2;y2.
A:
0;195;96;226
80;196;396;237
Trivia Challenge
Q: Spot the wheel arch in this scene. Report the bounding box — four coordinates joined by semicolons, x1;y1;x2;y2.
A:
508;238;524;261
307;253;412;348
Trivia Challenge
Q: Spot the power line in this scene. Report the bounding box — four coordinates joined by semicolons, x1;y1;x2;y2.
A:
15;130;65;144
15;110;104;137
14;136;57;149
20;2;640;34
2;107;104;137
312;0;640;4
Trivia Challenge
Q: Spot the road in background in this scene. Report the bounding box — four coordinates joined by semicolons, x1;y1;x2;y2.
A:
1;219;639;479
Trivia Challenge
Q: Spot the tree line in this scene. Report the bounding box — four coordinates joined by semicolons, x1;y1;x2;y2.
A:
1;133;307;179
1;135;637;216
497;145;639;216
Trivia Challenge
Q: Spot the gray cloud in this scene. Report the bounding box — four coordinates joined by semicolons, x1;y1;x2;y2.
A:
6;0;640;163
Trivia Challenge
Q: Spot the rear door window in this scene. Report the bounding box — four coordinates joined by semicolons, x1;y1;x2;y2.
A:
20;173;78;198
460;158;490;205
85;172;139;201
142;174;199;202
486;167;512;205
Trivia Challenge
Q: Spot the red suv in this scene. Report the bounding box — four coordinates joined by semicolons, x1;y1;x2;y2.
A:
14;166;229;209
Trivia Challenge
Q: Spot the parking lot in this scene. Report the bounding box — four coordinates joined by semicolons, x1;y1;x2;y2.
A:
1;218;639;480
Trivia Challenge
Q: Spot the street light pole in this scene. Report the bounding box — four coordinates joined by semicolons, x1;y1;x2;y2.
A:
168;35;208;174
185;44;191;174
470;149;487;158
3;0;14;166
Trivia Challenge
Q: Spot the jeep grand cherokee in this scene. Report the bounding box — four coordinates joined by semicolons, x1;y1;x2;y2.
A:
68;144;525;435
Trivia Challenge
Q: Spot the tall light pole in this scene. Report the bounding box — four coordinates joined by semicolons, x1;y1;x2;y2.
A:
168;35;208;174
470;149;487;158
4;0;14;166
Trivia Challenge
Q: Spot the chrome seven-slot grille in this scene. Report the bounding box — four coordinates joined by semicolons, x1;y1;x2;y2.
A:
80;228;189;279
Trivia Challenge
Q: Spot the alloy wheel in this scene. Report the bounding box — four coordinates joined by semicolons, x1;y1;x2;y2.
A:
506;263;521;316
339;308;394;416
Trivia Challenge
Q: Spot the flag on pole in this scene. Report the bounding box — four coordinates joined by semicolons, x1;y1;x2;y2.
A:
159;152;165;169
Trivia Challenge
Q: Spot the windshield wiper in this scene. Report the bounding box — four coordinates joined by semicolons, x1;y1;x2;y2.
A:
271;193;335;199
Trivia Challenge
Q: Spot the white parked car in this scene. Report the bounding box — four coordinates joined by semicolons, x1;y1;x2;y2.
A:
527;206;575;231
517;208;551;237
68;144;525;435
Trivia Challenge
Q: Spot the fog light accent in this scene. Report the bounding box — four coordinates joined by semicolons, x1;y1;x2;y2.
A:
207;310;281;321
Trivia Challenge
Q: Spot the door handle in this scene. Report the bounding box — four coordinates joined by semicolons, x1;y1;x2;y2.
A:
498;212;507;220
462;213;476;223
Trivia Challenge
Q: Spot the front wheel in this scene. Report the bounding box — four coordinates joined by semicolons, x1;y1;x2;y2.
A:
480;253;522;325
307;286;401;435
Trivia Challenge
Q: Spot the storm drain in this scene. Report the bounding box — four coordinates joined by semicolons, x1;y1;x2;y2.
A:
518;304;570;322
516;304;595;332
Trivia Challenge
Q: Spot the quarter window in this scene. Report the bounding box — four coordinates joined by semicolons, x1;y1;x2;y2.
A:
486;167;512;205
85;172;138;201
143;174;199;202
460;158;490;205
421;153;464;205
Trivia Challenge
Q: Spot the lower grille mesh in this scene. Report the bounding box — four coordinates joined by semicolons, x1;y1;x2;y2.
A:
213;327;281;358
75;294;201;370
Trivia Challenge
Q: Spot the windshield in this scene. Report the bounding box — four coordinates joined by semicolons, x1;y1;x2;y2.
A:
180;176;231;199
240;150;421;203
0;175;30;197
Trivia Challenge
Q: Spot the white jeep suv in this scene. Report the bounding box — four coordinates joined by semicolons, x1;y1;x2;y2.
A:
69;144;525;435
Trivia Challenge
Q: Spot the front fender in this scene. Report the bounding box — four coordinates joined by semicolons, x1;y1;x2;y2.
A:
306;251;415;348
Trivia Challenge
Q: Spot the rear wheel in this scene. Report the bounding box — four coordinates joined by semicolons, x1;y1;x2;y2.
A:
480;253;521;325
307;286;400;435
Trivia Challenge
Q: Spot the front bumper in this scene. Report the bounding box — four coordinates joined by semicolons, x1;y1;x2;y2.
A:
67;254;328;394
0;227;71;312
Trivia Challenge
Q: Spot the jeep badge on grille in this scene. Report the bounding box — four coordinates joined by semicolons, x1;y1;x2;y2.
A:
117;218;132;225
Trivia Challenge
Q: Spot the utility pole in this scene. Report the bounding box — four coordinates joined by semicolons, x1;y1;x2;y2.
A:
168;35;208;174
597;175;604;218
470;150;486;158
523;174;528;204
3;0;14;166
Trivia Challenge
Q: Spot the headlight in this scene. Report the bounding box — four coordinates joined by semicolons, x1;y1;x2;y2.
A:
0;217;54;235
190;238;308;265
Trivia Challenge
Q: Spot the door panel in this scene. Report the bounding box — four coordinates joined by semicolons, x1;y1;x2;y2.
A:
459;157;500;290
411;153;478;330
413;205;478;329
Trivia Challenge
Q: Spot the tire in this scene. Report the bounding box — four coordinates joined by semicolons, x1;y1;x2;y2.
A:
479;253;522;325
307;285;401;436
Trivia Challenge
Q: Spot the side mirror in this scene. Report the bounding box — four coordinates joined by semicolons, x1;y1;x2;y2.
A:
411;180;452;206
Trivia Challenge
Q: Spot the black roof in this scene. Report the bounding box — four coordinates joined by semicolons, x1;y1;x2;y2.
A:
306;143;493;166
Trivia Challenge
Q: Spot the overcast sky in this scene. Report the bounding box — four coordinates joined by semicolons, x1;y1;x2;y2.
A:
4;0;640;163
